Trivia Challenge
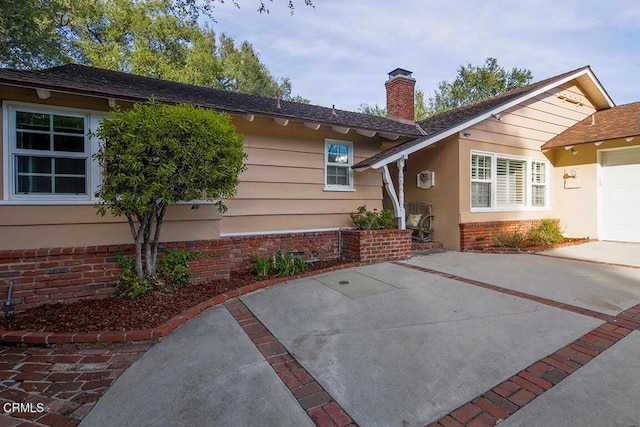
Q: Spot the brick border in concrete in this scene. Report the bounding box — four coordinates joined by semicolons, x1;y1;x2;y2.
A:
394;261;611;321
224;299;357;427
427;305;640;427
393;260;640;426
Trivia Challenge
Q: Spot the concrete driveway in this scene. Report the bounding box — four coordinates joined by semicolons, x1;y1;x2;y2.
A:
81;246;640;426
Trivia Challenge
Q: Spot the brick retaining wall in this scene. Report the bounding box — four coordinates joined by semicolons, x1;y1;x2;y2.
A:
0;231;340;312
341;229;413;263
460;220;556;251
1;229;412;312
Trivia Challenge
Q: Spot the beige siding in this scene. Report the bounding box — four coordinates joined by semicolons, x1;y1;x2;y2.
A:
0;85;397;247
465;84;597;151
0;88;218;249
0;204;222;250
458;83;596;222
408;81;599;249
222;116;386;234
222;213;356;234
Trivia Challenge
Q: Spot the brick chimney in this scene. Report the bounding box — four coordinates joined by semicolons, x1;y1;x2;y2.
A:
385;68;415;123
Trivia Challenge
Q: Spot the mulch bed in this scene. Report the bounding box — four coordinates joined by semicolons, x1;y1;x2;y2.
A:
1;260;345;333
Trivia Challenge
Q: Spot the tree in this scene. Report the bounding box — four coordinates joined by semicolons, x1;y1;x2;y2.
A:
94;102;246;279
69;0;307;100
173;0;314;19
1;0;309;101
427;57;533;115
0;0;70;69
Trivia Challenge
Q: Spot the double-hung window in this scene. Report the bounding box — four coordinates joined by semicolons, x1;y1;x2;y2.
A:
5;103;99;202
324;139;353;190
471;151;549;210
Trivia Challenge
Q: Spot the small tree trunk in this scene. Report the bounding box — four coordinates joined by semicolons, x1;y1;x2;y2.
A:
127;215;146;278
144;210;155;276
150;204;168;276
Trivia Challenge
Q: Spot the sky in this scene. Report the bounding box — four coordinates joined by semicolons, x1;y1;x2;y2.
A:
209;0;640;112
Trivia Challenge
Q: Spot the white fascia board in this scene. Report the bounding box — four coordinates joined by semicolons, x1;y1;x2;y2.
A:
583;68;615;108
364;68;607;170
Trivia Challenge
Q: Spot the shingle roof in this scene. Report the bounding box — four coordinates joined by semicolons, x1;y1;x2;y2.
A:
542;101;640;149
0;64;422;137
354;66;610;169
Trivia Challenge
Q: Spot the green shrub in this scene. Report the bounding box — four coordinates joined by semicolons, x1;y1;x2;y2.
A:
293;255;308;274
250;254;272;276
273;252;295;276
492;229;527;248
528;219;564;246
272;252;307;277
116;253;154;298
350;205;395;230
116;250;201;297
157;250;203;287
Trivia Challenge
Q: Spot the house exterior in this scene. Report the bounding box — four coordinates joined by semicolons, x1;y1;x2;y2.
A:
354;66;640;250
0;65;423;250
0;65;420;310
0;63;638;310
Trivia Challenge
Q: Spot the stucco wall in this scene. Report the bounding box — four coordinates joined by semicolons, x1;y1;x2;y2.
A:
403;135;460;249
455;82;597;248
400;81;599;250
548;137;640;239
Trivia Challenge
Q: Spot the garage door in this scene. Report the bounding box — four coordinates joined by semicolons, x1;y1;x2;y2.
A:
600;147;640;242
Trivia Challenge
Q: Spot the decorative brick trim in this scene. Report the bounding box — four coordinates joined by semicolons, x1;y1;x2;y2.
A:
394;262;611;321
225;299;357;427
0;263;361;346
394;261;640;425
427;304;640;426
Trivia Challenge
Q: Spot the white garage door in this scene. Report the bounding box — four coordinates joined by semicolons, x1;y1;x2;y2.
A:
601;147;640;242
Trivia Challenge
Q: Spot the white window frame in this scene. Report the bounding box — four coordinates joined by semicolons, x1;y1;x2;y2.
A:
470;150;550;212
324;139;354;191
2;101;103;205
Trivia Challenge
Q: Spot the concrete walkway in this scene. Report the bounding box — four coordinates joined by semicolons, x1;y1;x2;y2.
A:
79;249;640;426
538;240;640;268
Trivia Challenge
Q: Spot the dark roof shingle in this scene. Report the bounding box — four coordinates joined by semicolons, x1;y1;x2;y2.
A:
0;64;422;137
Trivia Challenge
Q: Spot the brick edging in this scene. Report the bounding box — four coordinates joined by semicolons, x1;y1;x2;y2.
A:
393;262;612;321
225;299;357;426
0;262;362;346
428;304;640;426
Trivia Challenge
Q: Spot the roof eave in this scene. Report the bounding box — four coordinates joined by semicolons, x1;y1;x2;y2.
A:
0;76;420;138
355;67;613;170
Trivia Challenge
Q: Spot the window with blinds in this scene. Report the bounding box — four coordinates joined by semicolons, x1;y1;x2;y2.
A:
496;158;525;207
470;152;548;211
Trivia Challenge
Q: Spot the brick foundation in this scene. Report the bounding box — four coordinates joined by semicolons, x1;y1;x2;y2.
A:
341;229;412;263
0;229;411;312
460;219;557;251
0;231;339;312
